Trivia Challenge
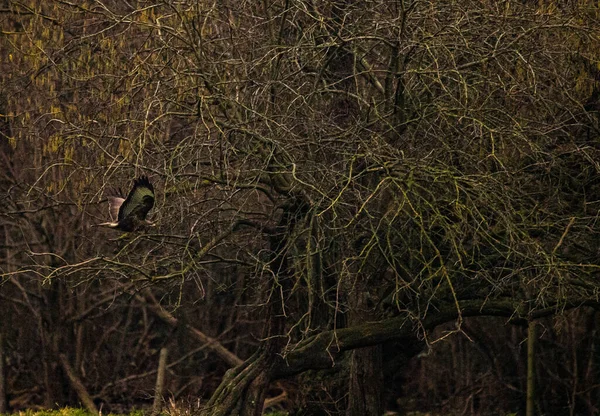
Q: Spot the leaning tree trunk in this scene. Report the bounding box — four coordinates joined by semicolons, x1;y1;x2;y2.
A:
204;348;274;416
204;191;305;415
204;276;287;416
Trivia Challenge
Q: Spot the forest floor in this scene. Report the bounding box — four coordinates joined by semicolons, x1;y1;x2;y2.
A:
0;408;294;416
0;408;450;416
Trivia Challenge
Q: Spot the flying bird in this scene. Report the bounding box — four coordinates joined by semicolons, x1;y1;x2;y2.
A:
98;176;156;232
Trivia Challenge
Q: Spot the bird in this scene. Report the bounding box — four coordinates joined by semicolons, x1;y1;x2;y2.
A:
97;175;156;232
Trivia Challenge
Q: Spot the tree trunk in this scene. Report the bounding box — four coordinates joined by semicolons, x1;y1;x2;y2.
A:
203;349;273;416
347;345;383;416
526;320;536;416
346;291;383;416
202;194;302;415
58;354;98;414
0;332;6;413
152;347;168;415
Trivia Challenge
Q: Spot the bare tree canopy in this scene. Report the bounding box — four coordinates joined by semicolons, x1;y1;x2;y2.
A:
1;0;600;414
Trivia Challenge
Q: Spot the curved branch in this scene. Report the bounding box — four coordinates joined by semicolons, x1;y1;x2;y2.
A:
271;298;600;379
140;290;244;368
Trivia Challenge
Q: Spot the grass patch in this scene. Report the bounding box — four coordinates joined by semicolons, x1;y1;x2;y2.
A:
1;408;145;416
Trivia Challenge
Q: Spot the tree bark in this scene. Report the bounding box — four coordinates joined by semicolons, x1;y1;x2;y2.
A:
201;298;528;415
270;299;599;379
202;193;303;415
526;321;536;416
58;353;98;415
347;345;383;416
0;332;6;413
346;291;383;416
152;347;168;415
203;349;274;416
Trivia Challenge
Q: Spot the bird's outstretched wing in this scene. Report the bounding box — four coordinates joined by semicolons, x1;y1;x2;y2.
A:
118;176;155;222
107;197;125;221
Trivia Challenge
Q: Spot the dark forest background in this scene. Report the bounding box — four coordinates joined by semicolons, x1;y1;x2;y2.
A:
1;1;600;415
